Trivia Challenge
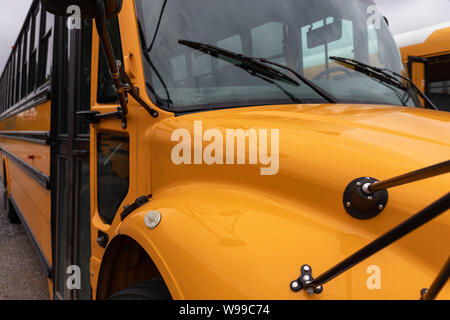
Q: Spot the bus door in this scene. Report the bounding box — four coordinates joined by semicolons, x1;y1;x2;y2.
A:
407;56;427;107
424;54;450;111
89;15;136;298
408;54;450;111
51;16;93;300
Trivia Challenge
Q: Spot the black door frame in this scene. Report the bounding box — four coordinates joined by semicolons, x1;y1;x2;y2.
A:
407;54;450;99
50;16;92;300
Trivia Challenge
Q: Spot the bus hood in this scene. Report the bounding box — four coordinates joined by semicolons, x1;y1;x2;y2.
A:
149;102;449;215
142;103;450;299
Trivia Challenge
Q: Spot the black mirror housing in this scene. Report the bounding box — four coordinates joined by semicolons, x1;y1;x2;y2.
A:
41;0;122;18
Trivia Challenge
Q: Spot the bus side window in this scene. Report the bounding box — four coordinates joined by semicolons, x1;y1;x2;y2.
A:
37;12;54;87
97;17;124;104
97;133;130;225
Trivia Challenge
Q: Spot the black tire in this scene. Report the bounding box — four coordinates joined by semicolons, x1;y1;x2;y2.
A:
107;278;172;300
4;190;20;224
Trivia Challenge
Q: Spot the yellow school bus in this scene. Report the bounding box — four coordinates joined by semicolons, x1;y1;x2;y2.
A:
398;24;450;111
0;0;448;300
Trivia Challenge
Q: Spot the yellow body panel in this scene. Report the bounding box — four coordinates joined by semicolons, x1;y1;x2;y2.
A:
103;103;449;300
7;159;51;263
0;101;52;265
0;139;50;176
400;27;450;62
0;101;51;131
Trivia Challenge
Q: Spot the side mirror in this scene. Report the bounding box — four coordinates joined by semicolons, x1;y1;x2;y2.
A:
41;0;122;18
41;0;129;121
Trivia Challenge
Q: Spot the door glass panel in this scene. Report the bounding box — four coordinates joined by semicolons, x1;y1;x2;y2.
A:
78;19;93;135
59;21;71;134
97;133;129;225
76;159;91;300
428;80;450;111
426;57;450;112
97;17;123;104
56;157;68;297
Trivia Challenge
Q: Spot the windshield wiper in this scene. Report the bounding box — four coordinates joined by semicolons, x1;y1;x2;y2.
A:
138;21;173;109
330;56;438;110
179;40;299;86
179;40;337;103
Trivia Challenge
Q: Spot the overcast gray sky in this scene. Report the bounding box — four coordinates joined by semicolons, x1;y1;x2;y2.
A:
375;0;450;34
0;1;32;72
0;0;449;73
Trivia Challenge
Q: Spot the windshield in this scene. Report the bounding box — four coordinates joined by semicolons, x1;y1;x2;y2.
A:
135;0;420;112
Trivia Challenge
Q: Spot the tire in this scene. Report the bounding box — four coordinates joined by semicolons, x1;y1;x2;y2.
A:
4;191;20;224
107;278;172;300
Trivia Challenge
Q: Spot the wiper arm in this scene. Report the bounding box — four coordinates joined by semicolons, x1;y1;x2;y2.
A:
179;39;300;86
179;40;338;103
256;58;337;103
116;60;159;118
330;56;437;110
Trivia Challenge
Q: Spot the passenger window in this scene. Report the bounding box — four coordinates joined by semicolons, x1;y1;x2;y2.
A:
171;55;187;83
191;52;212;77
327;19;354;61
251;22;284;62
97;133;129;225
217;34;243;69
97;17;123;104
301;18;354;78
368;24;380;65
37;12;54;87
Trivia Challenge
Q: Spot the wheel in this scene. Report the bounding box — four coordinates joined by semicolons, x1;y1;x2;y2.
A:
5;196;21;225
3;186;20;224
107;278;172;300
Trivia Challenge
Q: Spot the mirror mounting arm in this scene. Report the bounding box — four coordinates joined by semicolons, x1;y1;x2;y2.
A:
95;0;128;117
116;60;159;118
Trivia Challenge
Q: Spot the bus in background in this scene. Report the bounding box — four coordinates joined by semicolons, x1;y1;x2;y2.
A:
0;0;448;300
396;23;450;111
0;0;54;284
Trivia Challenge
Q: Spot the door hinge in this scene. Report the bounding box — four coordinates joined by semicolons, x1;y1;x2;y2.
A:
120;195;152;221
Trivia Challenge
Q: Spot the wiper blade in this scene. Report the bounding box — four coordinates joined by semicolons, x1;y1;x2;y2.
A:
330;56;406;90
179;39;300;86
330;56;437;110
180;40;337;103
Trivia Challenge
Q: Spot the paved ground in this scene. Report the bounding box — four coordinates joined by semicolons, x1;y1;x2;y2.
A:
0;186;49;300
